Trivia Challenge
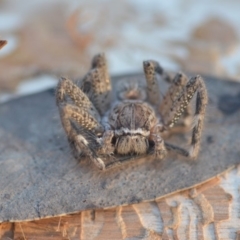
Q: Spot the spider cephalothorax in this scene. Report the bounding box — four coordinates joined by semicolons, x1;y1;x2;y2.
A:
56;54;208;170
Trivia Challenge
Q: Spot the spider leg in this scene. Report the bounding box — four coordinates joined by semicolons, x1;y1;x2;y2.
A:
189;77;208;158
81;53;112;116
143;60;163;105
56;77;100;121
163;75;208;159
164;142;189;157
91;53;110;89
58;103;106;170
143;61;192;133
160;73;192;133
143;60;176;105
56;77;108;170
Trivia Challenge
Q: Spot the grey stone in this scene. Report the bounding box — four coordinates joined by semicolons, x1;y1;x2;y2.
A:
0;74;240;222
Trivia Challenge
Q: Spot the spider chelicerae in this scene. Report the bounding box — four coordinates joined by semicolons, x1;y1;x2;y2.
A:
56;53;208;170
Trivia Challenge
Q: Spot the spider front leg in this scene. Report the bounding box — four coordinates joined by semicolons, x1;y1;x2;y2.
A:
58;103;107;170
189;77;208;158
56;77;109;170
56;77;100;121
159;72;191;128
163;75;208;159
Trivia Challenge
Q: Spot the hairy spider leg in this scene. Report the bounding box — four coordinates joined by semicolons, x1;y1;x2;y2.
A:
143;62;207;159
56;77;100;120
143;60;162;105
143;61;192;134
160;72;192;133
163;75;208;159
81;53;112;116
56;77;109;170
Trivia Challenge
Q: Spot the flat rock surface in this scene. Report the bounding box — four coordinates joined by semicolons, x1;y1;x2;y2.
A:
0;74;240;222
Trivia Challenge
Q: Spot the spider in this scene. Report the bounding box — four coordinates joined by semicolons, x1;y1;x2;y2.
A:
56;53;208;170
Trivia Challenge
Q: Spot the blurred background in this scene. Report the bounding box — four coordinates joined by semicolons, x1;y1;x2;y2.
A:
0;0;240;102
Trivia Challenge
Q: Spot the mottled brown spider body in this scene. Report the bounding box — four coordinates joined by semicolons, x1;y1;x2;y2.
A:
56;54;208;170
